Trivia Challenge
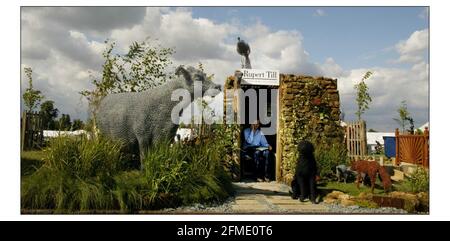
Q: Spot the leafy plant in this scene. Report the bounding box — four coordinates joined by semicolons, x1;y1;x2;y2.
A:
393;100;413;133
374;141;384;155
354;71;373;121
23;67;44;112
405;167;429;193
39;100;59;130
315;143;348;179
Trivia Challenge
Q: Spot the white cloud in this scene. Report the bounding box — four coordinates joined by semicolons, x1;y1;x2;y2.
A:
338;61;429;131
419;7;429;19
320;57;348;78
22;6;331;121
313;9;326;17
337;29;429;131
394;29;429;64
21;7;428;132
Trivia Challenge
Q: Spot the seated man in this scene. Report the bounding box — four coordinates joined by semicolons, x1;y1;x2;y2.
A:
243;120;272;181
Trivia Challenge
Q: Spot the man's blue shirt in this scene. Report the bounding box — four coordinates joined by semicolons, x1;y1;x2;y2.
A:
243;128;269;148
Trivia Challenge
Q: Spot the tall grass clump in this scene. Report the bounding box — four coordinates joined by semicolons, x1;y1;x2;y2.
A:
114;138;233;210
21;135;123;211
22;126;234;213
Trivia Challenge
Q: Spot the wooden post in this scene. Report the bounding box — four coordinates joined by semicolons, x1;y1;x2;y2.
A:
395;128;400;166
234;73;242;181
346;123;350;160
361;120;367;157
276;88;282;182
424;127;429;168
21;111;27;152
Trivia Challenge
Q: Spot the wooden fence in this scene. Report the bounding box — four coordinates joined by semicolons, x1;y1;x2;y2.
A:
21;111;44;151
346;120;367;161
395;128;429;168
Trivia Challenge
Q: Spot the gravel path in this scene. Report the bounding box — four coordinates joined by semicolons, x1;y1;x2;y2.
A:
325;204;408;214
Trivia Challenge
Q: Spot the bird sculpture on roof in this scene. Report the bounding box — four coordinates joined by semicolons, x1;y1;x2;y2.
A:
236;37;252;69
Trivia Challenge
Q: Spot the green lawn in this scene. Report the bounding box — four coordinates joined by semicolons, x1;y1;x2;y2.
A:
21;150;45;176
319;180;388;196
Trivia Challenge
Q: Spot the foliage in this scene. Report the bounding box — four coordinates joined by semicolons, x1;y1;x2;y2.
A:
21;133;233;212
406;116;415;134
142;140;232;205
353;199;379;209
403;167;429;193
321;181;387;196
43;135;123;179
39;100;59;130
71;119;84;130
315;143;348;180
374;141;384;155
393;100;413;133
354;71;373;121
57;114;72;131
280;79;345;178
23;67;44;112
212;123;242;180
21;135;124;211
21;151;45;176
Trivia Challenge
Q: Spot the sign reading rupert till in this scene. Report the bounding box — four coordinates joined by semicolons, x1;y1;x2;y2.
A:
241;69;280;86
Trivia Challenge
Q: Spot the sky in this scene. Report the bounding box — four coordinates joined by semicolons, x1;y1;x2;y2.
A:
20;6;429;132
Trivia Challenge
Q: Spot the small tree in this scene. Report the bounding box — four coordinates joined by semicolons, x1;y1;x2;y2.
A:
23;67;44;112
406;116;415;134
71;119;84;130
58;114;72;131
393;100;411;133
354;71;373;121
39;100;59;130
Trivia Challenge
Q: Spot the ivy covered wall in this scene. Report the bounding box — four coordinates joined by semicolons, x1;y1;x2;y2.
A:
279;74;345;184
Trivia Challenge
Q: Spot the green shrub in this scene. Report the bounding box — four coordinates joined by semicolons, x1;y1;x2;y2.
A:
404;167;429;193
315;143;348;179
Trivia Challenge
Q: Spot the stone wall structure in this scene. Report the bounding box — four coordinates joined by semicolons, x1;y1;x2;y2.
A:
278;74;344;183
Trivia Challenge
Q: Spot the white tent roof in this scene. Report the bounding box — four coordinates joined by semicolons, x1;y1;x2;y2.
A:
43;130;87;138
366;132;395;145
418;122;429;131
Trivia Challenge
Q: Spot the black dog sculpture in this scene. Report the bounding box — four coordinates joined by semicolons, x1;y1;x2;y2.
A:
290;140;319;204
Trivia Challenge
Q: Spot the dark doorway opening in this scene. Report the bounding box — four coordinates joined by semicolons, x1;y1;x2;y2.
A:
240;85;277;181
